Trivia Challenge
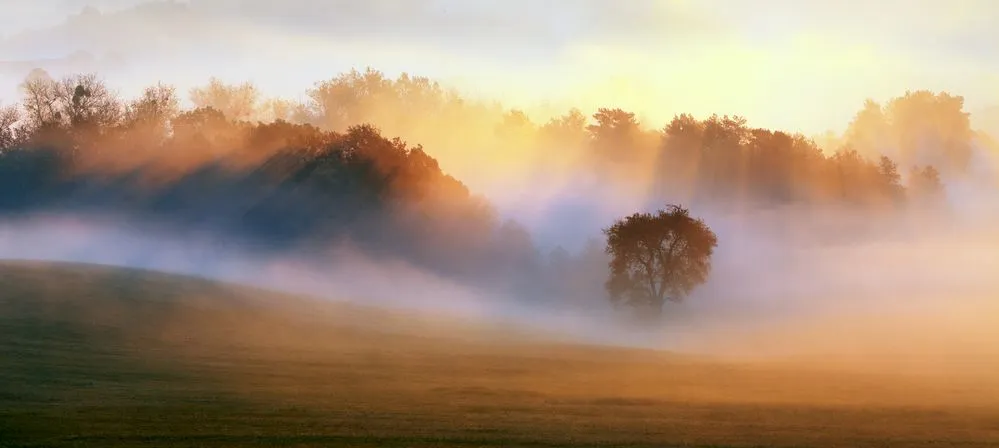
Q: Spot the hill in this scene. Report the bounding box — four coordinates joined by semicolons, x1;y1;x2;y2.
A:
1;261;998;447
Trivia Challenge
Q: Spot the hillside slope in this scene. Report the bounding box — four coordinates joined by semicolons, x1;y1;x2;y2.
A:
1;261;998;448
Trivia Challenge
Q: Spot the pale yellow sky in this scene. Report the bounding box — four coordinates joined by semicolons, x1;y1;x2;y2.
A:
2;0;998;134
433;0;999;133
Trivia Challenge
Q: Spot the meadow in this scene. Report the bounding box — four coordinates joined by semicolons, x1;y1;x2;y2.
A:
2;261;998;447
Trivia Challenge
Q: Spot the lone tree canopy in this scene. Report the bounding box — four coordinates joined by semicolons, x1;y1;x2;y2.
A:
603;204;718;315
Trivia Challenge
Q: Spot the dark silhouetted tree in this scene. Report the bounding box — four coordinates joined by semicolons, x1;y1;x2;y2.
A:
603;204;718;316
57;74;121;132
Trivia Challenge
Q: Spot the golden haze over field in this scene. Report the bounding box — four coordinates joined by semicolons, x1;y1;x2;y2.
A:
1;262;998;447
0;1;998;447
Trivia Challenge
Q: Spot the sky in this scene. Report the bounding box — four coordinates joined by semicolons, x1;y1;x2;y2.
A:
0;0;997;135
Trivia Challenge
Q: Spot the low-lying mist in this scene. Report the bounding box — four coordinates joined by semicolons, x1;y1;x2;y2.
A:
3;194;997;370
2;21;998;371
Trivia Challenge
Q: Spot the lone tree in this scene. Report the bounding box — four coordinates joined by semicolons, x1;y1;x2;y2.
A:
603;204;718;315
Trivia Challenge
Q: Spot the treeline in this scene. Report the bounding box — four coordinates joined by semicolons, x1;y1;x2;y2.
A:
178;69;968;209
0;70;551;302
3;68;968;210
0;67;985;306
5;68;968;208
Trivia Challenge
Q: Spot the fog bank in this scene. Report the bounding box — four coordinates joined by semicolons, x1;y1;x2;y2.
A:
2;204;996;366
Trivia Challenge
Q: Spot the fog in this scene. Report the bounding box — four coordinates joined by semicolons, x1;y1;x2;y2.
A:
2;191;997;366
1;0;999;370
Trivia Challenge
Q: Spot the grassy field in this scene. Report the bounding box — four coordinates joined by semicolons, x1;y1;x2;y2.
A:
1;261;998;447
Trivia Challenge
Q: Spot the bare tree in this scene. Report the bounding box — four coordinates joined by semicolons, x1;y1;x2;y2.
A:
0;103;20;150
189;77;260;122
55;73;122;132
19;68;61;131
124;82;180;143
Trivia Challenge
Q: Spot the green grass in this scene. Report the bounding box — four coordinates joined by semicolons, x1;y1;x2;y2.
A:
1;261;997;447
